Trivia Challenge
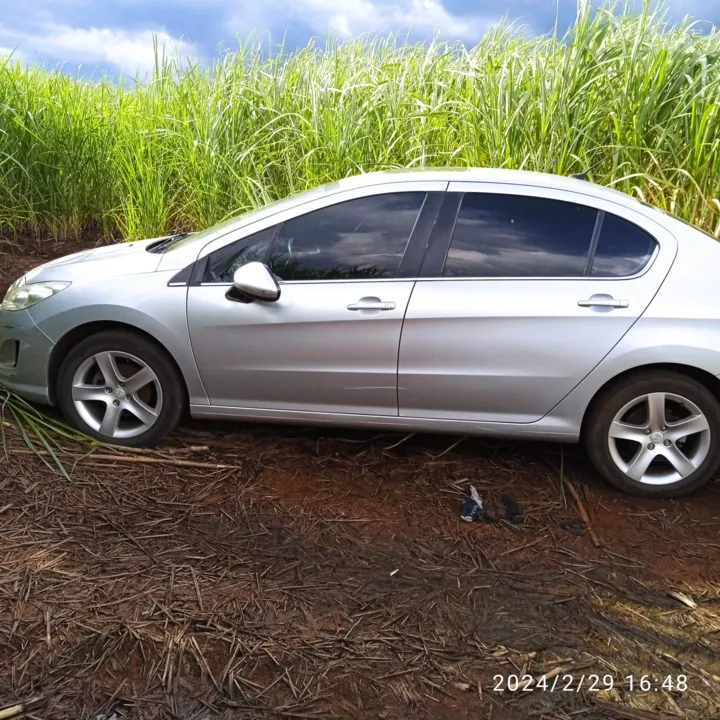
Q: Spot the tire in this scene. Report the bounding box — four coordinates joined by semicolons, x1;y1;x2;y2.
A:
57;330;185;447
585;371;720;498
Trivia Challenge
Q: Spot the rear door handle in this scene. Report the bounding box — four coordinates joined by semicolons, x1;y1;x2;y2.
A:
578;297;629;309
347;301;396;311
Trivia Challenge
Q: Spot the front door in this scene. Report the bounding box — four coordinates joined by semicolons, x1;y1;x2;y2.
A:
398;186;677;423
188;190;434;414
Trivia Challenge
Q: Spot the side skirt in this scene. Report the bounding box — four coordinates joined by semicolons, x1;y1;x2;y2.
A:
189;404;580;442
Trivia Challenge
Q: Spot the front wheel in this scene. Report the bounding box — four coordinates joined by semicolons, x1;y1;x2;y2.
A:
57;330;185;446
585;372;720;498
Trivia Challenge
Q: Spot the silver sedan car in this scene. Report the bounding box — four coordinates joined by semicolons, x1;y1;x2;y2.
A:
2;169;720;497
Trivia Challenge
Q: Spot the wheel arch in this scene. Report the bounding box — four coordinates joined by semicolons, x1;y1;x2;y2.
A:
580;362;720;439
48;320;189;406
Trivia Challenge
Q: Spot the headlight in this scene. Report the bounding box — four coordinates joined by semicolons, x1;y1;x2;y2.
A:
2;281;71;311
8;274;26;291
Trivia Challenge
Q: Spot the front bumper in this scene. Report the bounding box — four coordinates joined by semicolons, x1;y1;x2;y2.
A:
0;308;55;405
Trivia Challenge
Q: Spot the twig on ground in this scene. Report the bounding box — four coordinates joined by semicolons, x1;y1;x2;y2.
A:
385;433;415;450
432;436;466;459
563;479;602;548
9;448;241;470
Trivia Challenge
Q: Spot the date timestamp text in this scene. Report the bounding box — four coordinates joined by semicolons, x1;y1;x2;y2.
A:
492;674;688;693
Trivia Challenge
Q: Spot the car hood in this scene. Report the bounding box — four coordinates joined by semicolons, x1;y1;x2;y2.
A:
22;238;167;284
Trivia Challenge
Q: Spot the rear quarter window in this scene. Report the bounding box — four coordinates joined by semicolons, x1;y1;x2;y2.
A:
591;213;657;277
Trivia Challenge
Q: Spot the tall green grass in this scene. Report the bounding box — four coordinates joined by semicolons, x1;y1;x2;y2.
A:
1;386;98;477
0;0;719;241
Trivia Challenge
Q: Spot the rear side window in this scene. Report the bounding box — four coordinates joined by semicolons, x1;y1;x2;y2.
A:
591;213;657;277
443;193;598;277
268;192;425;281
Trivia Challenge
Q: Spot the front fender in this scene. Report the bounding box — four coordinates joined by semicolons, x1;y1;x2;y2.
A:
28;272;210;406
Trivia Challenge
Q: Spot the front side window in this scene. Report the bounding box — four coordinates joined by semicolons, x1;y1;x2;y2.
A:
443;193;599;278
591;213;657;277
268;192;426;281
203;226;276;283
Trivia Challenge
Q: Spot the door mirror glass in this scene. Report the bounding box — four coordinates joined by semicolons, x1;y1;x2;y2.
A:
231;262;280;302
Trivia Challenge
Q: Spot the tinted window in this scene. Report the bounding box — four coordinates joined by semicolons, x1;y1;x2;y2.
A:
268;193;425;281
203;227;276;283
444;193;598;277
591;213;656;277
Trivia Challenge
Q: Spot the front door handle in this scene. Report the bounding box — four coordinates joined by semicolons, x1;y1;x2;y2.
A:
347;299;396;311
578;296;629;309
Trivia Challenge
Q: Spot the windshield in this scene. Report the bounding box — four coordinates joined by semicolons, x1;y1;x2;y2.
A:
167;180;344;251
167;213;250;250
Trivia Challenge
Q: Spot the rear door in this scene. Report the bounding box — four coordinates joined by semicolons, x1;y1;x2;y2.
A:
187;184;445;414
398;182;677;423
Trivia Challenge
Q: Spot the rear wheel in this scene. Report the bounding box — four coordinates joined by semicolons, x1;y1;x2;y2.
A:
585;372;720;498
57;330;185;446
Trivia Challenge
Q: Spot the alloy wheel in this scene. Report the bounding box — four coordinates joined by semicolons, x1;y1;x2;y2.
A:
607;392;711;486
71;351;163;439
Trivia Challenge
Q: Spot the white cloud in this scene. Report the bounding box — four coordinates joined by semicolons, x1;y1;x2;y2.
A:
0;0;505;75
230;0;498;41
0;24;197;74
0;46;28;63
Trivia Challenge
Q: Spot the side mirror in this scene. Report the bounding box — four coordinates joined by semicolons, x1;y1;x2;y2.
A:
229;262;281;303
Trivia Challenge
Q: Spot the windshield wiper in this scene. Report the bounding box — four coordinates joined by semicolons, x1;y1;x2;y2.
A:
146;232;193;254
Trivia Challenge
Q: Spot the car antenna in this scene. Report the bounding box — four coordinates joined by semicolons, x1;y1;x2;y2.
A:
570;172;589;181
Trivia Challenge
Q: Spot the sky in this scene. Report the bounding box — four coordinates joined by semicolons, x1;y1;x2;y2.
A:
0;0;718;76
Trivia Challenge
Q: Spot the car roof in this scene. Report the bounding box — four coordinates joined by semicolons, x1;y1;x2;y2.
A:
160;167;662;271
330;168;642;208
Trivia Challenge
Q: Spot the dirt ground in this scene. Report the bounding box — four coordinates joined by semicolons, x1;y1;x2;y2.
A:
0;236;96;295
1;241;720;720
